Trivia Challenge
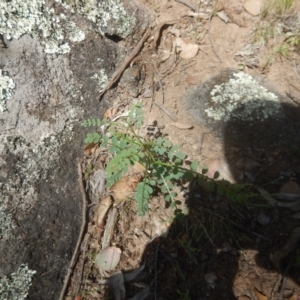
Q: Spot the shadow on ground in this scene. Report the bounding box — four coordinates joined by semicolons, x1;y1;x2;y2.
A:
136;72;300;300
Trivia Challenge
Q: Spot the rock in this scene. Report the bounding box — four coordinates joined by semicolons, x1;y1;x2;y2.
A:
234;5;243;14
181;69;300;184
237;296;251;300
280;181;300;194
257;212;272;225
235;157;260;171
204;272;217;288
283;289;294;298
243;0;263;16
119;66;142;97
0;1;149;298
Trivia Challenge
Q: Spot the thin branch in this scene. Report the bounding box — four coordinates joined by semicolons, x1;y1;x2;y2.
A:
151;63;165;104
208;14;222;63
75;235;90;296
175;0;197;11
154;102;177;121
98;28;151;100
59;161;87;300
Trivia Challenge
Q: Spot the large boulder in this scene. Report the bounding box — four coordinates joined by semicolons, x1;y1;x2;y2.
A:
0;0;149;299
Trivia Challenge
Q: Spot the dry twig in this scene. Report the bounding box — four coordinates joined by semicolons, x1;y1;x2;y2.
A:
208;14;222;63
175;0;197;11
150;62;165;104
154;102;177;121
59;161;88;300
101;207;118;249
75;235;90;296
98;28;151;100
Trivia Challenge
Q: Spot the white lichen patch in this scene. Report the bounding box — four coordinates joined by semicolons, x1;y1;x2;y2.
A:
91;69;108;91
0;210;16;240
0;264;36;300
0;0;69;54
0;0;135;54
0;69;15;112
0;0;88;54
66;21;86;42
58;0;136;38
205;72;281;121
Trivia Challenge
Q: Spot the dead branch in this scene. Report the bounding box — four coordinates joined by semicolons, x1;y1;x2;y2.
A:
98;28;151;100
208;14;222;63
75;234;90;296
101;207;118;250
175;0;197;11
58;161;88;300
154;102;177;121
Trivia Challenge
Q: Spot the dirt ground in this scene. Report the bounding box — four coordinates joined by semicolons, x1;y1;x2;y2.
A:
66;1;300;300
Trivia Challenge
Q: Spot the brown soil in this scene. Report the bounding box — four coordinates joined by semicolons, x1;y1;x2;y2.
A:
66;1;300;300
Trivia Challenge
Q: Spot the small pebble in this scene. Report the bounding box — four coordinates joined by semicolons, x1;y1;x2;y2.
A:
280;181;300;194
257;212;272;226
204;272;217;287
234;4;243;14
243;0;263;16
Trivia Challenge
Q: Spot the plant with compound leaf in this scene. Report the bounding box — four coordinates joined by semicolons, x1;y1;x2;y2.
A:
81;103;252;216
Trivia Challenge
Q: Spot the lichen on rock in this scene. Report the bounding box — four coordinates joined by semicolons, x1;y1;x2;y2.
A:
205;72;282;122
0;0;135;54
0;69;15;112
91;68;109;91
0;0;72;54
0;264;36;300
59;0;136;38
0;210;16;240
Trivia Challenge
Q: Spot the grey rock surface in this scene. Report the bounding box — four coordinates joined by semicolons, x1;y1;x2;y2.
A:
0;0;149;299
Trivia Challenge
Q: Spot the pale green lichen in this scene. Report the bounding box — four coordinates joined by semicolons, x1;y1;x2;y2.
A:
58;0;136;38
0;0;85;54
0;210;16;240
0;264;36;300
91;69;108;90
0;69;15;112
0;0;70;54
66;21;86;42
0;0;135;54
205;72;281;121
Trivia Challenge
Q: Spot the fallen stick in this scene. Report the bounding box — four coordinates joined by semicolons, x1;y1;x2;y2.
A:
154;102;177;121
186;11;210;18
101;207;118;250
208;14;222;63
98;28;151;100
175;0;197;11
75;234;90;296
58;161;88;300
